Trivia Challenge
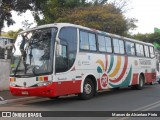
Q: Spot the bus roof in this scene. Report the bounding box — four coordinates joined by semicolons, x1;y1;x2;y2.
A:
19;23;153;46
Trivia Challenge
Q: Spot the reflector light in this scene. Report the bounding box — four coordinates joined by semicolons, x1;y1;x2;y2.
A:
10;77;15;82
44;76;48;81
38;76;48;81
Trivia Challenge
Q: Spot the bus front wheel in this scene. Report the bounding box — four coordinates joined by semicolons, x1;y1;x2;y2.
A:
78;78;95;100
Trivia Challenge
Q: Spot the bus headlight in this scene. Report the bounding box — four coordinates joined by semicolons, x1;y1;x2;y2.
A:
10;82;16;87
37;81;52;87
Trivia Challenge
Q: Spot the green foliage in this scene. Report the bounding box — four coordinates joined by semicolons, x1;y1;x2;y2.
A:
0;0;40;34
56;4;137;35
1;29;23;39
32;0;137;35
131;32;160;50
132;32;160;43
33;0;90;25
0;0;137;36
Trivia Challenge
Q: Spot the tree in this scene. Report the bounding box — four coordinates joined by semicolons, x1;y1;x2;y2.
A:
0;0;137;36
33;0;91;25
56;4;137;35
92;0;108;5
1;29;23;39
33;0;137;35
0;0;45;34
132;32;160;50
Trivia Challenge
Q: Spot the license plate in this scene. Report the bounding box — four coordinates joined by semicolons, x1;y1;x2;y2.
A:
22;91;28;95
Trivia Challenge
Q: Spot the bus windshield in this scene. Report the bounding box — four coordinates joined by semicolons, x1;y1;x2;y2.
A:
10;28;57;77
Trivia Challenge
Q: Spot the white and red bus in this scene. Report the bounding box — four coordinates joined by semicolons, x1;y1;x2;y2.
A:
10;23;156;99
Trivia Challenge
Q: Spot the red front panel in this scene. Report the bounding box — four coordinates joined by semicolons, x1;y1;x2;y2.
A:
10;80;81;97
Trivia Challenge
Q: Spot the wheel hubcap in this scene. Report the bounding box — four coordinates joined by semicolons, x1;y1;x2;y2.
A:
84;83;92;94
140;78;143;87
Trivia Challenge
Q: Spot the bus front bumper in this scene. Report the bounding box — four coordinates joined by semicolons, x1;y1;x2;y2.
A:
9;83;56;97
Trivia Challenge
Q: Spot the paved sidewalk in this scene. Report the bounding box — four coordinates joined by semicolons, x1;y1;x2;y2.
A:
0;90;25;100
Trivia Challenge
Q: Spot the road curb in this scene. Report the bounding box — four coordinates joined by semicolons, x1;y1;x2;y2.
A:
0;97;39;105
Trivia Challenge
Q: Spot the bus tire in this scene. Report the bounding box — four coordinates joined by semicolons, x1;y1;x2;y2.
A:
149;82;153;85
50;96;59;99
136;75;144;90
78;78;94;100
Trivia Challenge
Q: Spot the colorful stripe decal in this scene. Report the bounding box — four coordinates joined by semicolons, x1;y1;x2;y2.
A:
107;55;114;73
109;66;132;87
96;59;105;71
105;54;108;72
109;56;121;78
109;56;128;83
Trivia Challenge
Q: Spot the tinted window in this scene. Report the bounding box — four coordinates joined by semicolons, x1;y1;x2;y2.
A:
136;44;144;57
113;38;124;54
89;33;96;51
105;37;112;52
136;44;140;56
125;41;135;56
144;46;150;57
80;31;89;50
56;27;77;73
80;31;96;51
98;35;112;53
149;46;155;58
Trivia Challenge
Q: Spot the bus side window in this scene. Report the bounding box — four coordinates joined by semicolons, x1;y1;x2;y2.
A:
56;27;77;73
113;38;124;54
55;44;68;73
136;44;144;57
80;31;97;51
80;31;89;50
98;35;112;53
140;44;144;57
144;46;150;57
125;41;135;56
88;33;96;51
149;46;155;58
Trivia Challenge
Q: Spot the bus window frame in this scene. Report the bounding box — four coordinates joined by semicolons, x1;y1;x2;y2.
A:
56;26;78;73
144;45;150;58
124;40;136;57
97;33;113;54
112;37;125;55
79;29;98;53
149;46;155;58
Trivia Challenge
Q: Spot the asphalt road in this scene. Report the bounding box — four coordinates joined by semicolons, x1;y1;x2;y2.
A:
0;83;160;120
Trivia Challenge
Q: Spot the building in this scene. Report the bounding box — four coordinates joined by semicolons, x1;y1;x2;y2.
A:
0;36;14;48
0;36;15;59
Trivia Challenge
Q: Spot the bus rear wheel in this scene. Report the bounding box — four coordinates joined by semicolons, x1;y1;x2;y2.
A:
79;78;95;100
136;75;144;90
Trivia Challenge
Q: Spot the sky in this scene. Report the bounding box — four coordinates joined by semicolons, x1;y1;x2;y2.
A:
3;0;160;34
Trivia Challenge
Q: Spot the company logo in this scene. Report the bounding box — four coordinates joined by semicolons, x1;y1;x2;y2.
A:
1;112;42;118
2;112;11;117
101;74;108;88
